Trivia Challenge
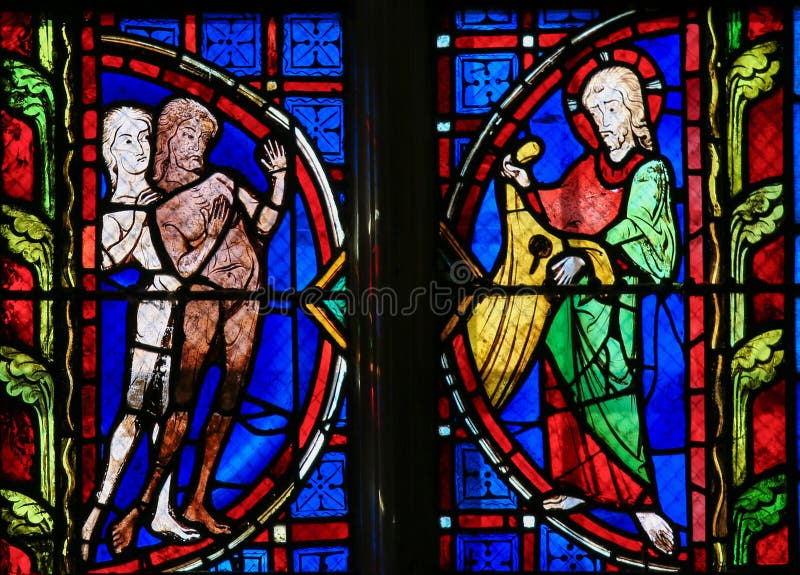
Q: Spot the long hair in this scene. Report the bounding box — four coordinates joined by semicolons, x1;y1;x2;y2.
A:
581;65;653;151
102;106;152;190
151;97;218;186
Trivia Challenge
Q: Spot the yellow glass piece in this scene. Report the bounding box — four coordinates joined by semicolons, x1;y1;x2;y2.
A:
466;141;612;409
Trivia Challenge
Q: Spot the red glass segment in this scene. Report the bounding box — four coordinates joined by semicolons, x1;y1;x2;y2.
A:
454;35;517;49
752;380;786;474
747;6;784;40
685;23;699;71
748;88;783;185
1;111;34;202
184;15;196;53
438;56;451;114
162;70;215;102
755;525;789;565
0;405;36;482
0;12;32;55
753;293;784;323
752;236;784;283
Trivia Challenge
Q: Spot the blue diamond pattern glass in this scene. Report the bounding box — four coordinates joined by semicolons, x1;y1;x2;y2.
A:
540;525;601;572
456;534;519;572
119;19;181;46
283;13;344;77
294;547;348;572
201;13;261;76
455;10;518;30
211;549;269;572
455;54;518;114
537;10;600;29
284;97;345;163
455;443;517;509
292;451;348;517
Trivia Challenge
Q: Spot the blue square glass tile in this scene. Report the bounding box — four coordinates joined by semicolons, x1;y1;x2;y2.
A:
537;10;599;29
455;53;518;114
294;546;348;572
540;524;601;572
292;451;348;517
456;533;519;572
201;13;261;76
455;443;517;509
285;97;345;163
455;10;517;30
211;549;269;572
283;13;344;76
119;19;181;46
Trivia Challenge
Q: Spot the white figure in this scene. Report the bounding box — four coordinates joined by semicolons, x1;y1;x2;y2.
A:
81;106;200;562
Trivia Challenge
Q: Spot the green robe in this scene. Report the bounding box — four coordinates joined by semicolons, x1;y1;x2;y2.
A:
545;157;677;486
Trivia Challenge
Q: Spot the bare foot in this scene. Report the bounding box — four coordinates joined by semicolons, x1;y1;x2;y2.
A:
183;502;231;535
635;511;675;555
81;506;102;561
542;495;586;511
110;509;140;555
150;509;201;541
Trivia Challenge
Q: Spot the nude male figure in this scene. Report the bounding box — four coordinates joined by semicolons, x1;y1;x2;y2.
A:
110;97;287;554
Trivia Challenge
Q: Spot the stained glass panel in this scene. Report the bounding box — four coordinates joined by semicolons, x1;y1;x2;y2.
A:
436;5;797;573
1;8;351;574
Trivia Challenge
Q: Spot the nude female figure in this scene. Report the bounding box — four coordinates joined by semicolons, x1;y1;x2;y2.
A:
81;105;200;562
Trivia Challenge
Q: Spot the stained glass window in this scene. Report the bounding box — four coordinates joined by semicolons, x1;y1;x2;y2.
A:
1;8;351;574
2;3;800;575
437;5;797;573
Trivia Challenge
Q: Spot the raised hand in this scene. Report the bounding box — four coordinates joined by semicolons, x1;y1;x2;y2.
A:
501;153;531;189
259;139;287;175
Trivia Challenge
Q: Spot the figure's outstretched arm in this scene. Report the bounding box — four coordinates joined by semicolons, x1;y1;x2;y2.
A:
236;138;288;237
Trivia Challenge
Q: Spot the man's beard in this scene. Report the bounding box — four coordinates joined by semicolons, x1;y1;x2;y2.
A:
603;127;628;152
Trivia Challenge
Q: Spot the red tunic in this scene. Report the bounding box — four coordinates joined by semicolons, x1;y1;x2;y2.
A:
534;152;656;509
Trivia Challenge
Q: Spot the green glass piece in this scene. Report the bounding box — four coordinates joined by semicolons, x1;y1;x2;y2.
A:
732;473;787;565
37;18;55;72
0;490;53;536
727;10;742;54
0;489;54;575
726;42;780;199
731;330;784;487
0;58;56;218
0;205;55;359
729;184;783;346
0;347;55;507
322;276;348;324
